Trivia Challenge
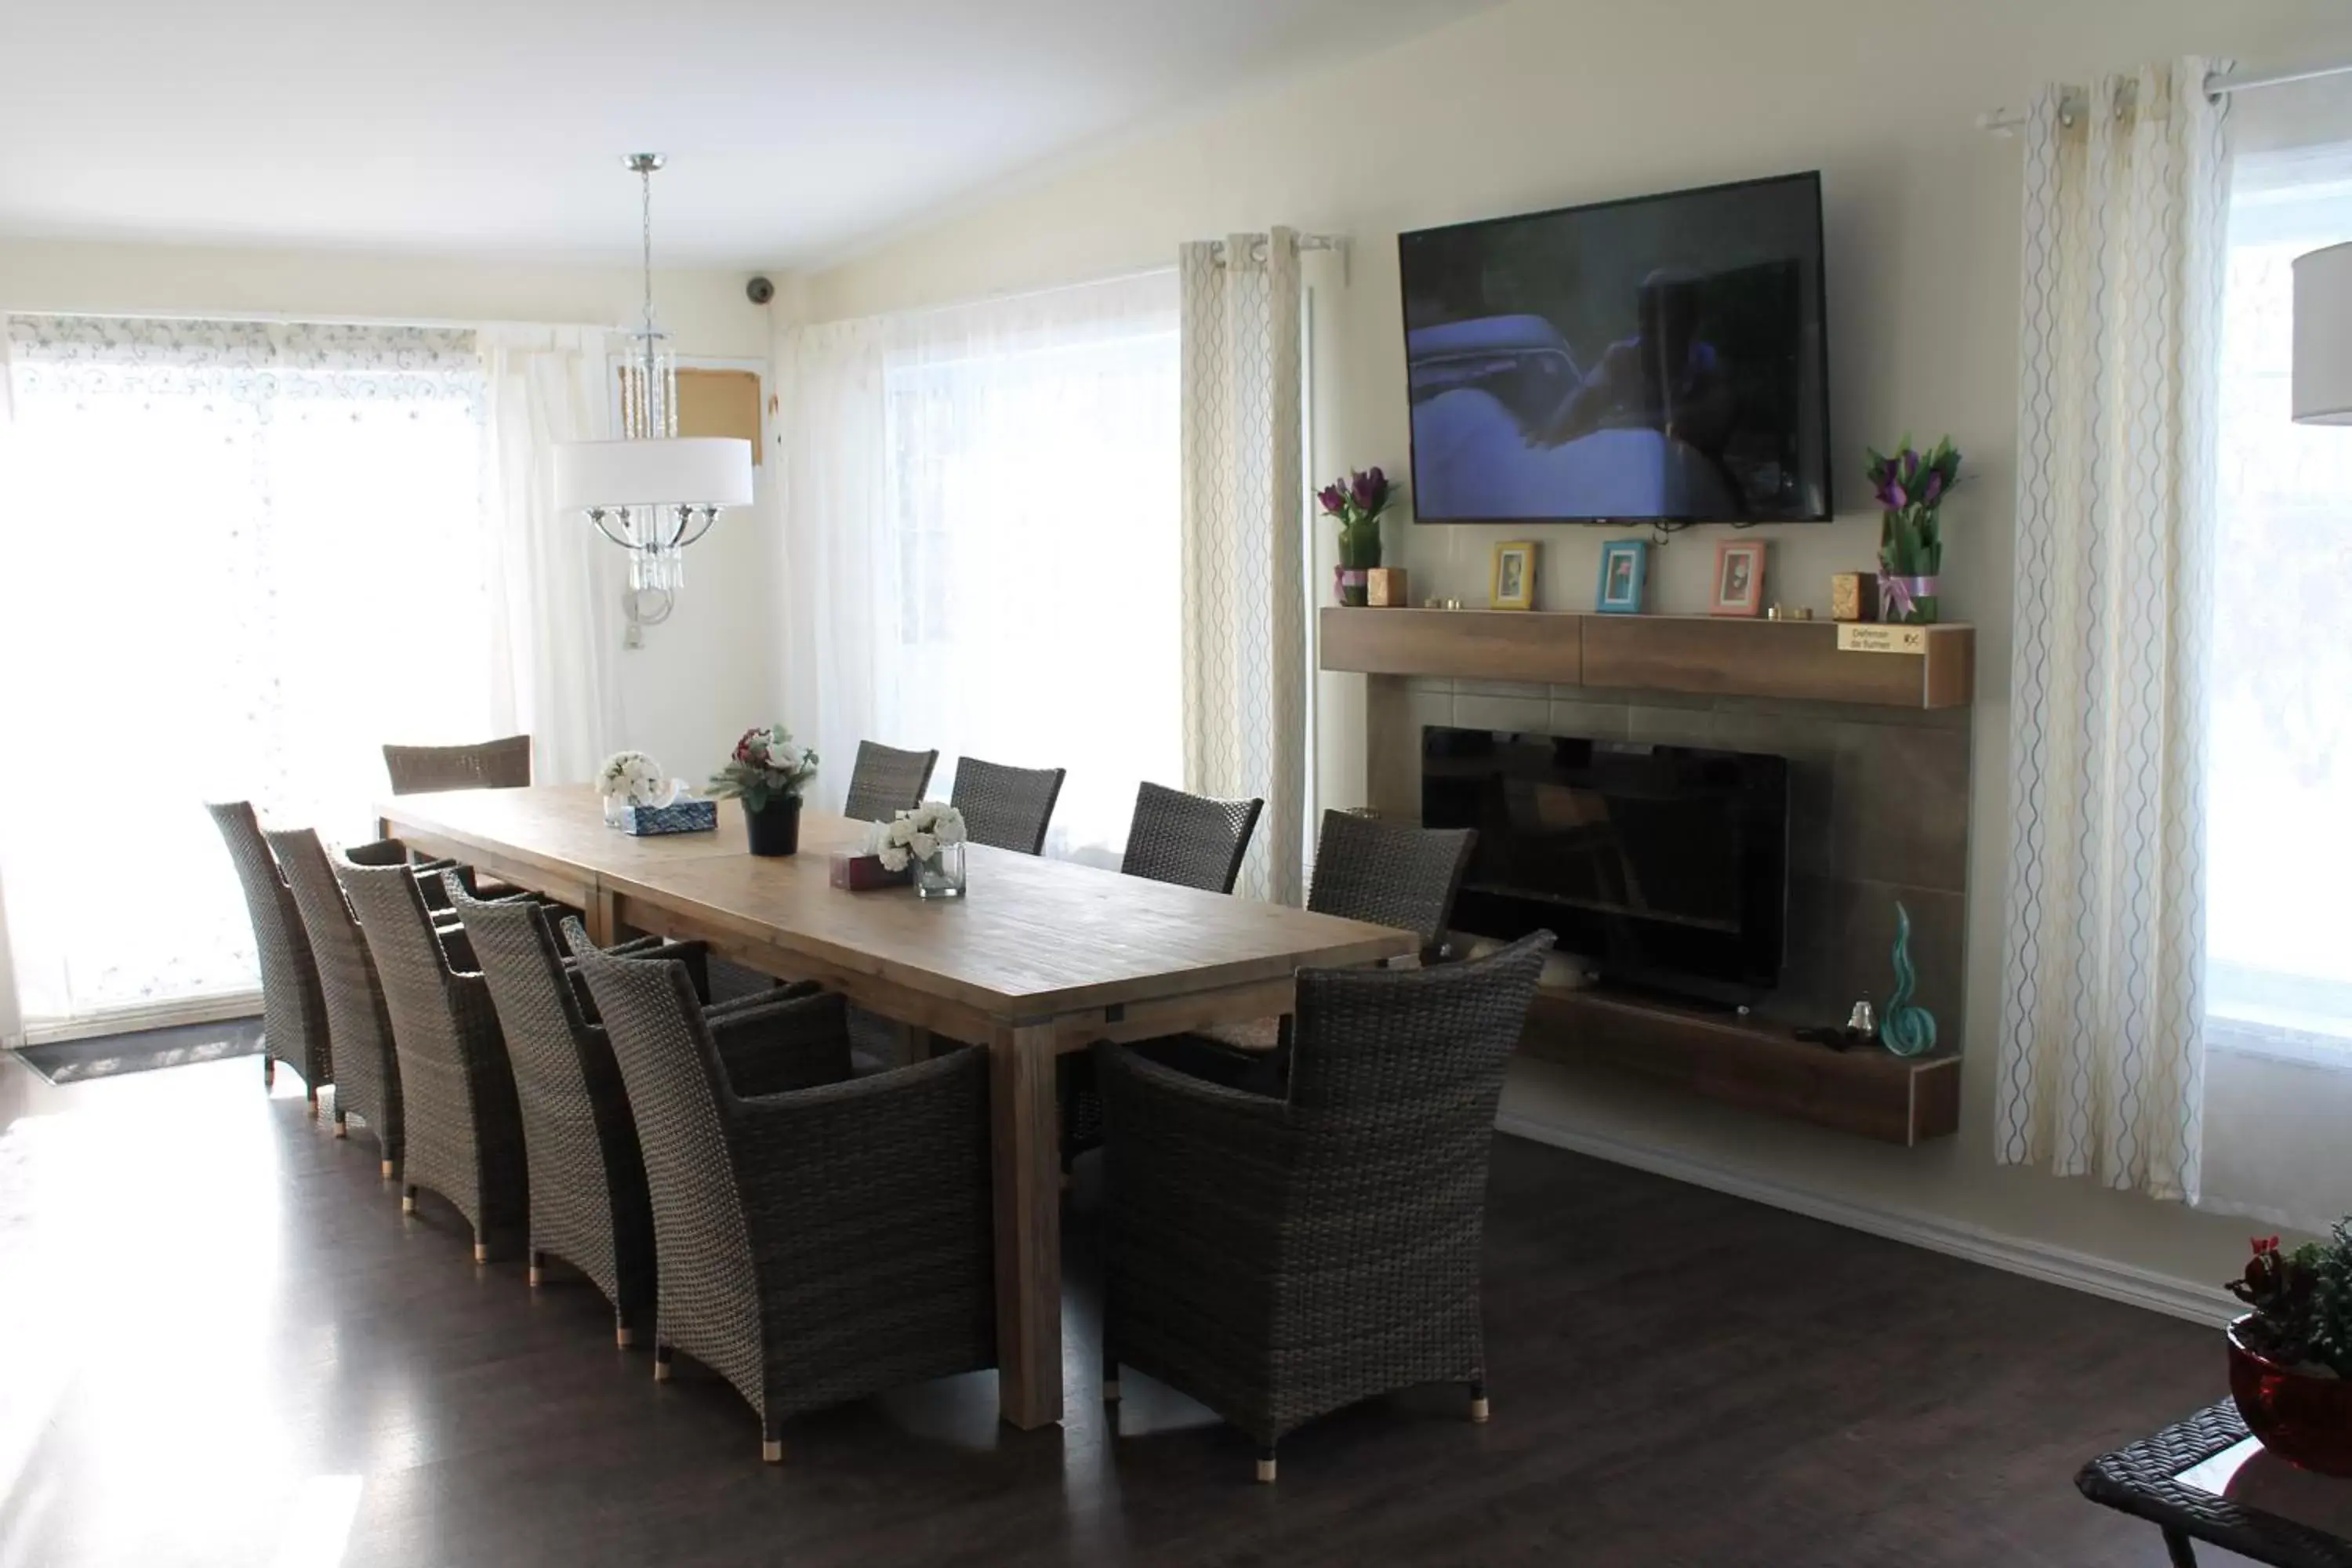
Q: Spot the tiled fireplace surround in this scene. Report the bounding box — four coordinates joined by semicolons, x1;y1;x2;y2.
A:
1366;676;1973;1038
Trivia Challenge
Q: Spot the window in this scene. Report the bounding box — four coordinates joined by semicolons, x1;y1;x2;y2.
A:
782;272;1182;866
0;318;495;1029
2209;145;2352;1060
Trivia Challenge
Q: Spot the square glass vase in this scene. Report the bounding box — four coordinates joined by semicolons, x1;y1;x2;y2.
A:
916;844;966;900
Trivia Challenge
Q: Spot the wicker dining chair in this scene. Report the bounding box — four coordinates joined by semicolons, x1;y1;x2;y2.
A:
576;947;996;1463
1056;782;1270;1163
840;741;940;825
333;845;530;1261
455;889;837;1348
383;735;533;796
1098;929;1554;1483
267;827;462;1170
207;801;332;1112
950;757;1067;855
1123;810;1481;1103
1119;782;1265;895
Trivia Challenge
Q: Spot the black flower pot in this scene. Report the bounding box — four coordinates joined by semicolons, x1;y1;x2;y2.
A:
744;796;802;857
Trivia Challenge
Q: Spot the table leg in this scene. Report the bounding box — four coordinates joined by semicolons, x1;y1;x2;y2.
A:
989;1021;1062;1428
2161;1528;2198;1567
586;887;621;949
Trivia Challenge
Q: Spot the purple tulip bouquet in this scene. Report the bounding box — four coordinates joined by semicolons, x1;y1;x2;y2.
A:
1318;466;1399;606
1866;435;1961;625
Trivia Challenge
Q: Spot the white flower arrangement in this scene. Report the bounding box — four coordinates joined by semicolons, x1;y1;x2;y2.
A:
597;750;670;807
869;801;967;873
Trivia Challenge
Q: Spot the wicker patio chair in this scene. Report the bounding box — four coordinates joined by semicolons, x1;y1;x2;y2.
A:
1119;782;1264;894
949;757;1066;855
382;735;533;795
333;845;531;1261
1056;782;1270;1163
576;947;996;1463
1098;929;1554;1483
267;826;468;1169
1131;810;1480;1098
840;741;940;826
456;889;837;1348
207;801;332;1112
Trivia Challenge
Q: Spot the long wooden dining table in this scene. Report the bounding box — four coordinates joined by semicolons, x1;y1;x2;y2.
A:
379;784;1415;1428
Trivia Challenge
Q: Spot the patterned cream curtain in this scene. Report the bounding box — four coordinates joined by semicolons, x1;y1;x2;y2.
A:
1179;230;1307;904
1994;60;2232;1200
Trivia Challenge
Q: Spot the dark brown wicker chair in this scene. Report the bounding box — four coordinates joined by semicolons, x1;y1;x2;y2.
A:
576;947;996;1463
455;889;837;1348
950;756;1066;855
1057;782;1271;1163
333;845;530;1261
207;801;332;1112
1098;929;1553;1483
840;741;939;825
383;735;533;796
1119;782;1264;894
1136;810;1480;1095
267;827;462;1169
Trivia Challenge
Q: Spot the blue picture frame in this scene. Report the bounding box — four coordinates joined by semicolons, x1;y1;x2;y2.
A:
1596;539;1648;614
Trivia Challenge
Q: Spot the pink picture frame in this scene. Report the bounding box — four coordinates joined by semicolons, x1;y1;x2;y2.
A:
1710;541;1767;618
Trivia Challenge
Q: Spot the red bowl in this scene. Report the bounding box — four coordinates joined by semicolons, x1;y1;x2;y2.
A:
2230;1316;2352;1478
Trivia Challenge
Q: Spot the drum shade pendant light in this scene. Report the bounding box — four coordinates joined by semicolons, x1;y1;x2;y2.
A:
553;154;753;627
2293;241;2352;425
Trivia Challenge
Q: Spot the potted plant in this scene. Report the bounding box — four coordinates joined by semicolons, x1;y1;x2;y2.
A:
2225;1227;2352;1475
872;801;970;900
1317;466;1399;608
709;726;818;857
1866;434;1962;625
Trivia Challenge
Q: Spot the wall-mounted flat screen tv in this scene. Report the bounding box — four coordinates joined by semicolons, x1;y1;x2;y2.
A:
1399;171;1832;524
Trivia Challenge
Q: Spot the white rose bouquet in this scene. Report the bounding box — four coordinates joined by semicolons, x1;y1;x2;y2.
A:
869;801;967;873
597;750;670;807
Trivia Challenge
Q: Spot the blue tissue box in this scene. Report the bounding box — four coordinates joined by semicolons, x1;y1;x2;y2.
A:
622;799;717;837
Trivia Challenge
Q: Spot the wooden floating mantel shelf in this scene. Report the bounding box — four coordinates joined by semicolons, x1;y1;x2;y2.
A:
1523;987;1962;1145
1320;607;1974;710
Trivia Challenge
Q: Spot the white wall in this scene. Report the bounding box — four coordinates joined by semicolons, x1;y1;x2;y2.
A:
792;0;2352;1301
0;236;780;786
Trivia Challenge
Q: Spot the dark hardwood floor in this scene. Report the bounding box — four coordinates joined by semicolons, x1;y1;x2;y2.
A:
0;1047;2249;1567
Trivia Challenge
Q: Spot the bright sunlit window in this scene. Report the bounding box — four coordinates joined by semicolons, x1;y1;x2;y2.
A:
873;285;1183;865
0;318;494;1026
2209;146;2352;1058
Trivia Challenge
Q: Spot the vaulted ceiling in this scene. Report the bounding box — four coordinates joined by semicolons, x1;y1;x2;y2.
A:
0;0;1498;264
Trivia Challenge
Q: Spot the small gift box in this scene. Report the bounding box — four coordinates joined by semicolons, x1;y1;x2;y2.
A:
621;799;717;837
829;851;913;891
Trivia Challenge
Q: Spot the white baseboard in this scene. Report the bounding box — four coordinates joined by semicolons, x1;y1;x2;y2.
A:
16;990;264;1048
1494;1110;2238;1327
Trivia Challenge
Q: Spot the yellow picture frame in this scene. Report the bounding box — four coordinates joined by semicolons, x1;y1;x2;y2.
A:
1490;541;1537;611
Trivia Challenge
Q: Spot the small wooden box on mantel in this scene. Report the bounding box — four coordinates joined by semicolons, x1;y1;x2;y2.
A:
1365;567;1410;607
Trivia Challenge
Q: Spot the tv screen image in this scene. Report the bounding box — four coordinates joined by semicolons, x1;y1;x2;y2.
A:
1422;727;1790;1000
1399;172;1831;524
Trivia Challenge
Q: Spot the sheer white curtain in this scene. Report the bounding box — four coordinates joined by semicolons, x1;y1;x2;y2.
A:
0;317;497;1031
1178;230;1307;904
777;273;1182;864
2198;142;2352;1233
1994;60;2230;1202
479;324;622;784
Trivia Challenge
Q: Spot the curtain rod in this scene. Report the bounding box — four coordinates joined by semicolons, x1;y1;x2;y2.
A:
1976;59;2352;135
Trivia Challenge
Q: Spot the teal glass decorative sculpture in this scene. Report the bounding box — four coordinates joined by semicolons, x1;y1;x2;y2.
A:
1879;902;1939;1058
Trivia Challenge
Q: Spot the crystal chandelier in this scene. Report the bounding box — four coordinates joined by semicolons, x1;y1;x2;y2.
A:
553;154;753;629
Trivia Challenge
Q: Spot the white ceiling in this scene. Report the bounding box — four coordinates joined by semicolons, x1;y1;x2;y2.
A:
0;0;1496;267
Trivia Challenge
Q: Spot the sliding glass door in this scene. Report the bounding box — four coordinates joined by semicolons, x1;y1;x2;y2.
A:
0;318;496;1034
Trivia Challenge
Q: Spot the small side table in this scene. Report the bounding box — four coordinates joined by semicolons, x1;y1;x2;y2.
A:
2078;1402;2352;1567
